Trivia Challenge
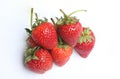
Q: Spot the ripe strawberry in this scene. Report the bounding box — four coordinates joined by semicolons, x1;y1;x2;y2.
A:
24;47;53;74
32;21;58;49
74;27;95;58
26;8;58;49
56;9;86;47
51;37;73;66
27;37;38;47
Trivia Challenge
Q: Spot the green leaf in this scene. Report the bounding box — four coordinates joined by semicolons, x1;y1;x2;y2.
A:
78;27;94;43
25;56;32;63
32;55;39;60
57;19;63;25
83;37;87;43
43;17;48;22
87;36;93;42
32;47;39;52
24;47;36;57
32;23;37;29
78;36;83;44
24;51;27;58
25;28;31;34
87;38;92;42
84;27;91;35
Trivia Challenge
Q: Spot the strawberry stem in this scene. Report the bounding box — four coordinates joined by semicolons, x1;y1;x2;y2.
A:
56;17;59;20
35;13;39;25
51;18;56;29
68;9;87;16
58;9;84;25
30;8;34;28
58;36;63;45
60;9;68;18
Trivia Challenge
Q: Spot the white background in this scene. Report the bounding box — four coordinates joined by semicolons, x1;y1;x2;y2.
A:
0;0;120;79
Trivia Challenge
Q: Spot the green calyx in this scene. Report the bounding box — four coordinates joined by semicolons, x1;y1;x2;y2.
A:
32;14;48;29
25;28;32;35
78;27;93;44
25;8;48;35
31;8;48;29
24;47;39;63
58;44;69;49
57;36;69;48
56;9;87;25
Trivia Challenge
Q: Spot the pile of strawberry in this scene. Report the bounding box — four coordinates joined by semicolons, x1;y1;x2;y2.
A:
24;8;95;74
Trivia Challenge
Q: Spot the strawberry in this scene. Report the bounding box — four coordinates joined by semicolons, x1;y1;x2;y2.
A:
32;21;58;49
24;47;53;74
74;27;95;58
25;8;38;48
51;37;73;66
27;37;38;47
56;9;86;47
26;8;58;49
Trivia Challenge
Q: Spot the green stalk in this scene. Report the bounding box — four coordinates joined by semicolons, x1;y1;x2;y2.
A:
56;17;59;20
58;36;63;45
60;9;68;18
68;9;87;16
35;13;39;25
30;8;34;28
51;18;57;29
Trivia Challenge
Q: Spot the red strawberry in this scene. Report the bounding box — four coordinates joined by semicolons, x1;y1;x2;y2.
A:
56;9;86;47
27;37;38;47
32;21;58;49
51;37;73;66
24;47;53;74
26;8;58;49
75;27;95;58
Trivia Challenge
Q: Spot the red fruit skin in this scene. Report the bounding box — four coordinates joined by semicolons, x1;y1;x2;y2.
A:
75;29;95;58
51;45;73;66
26;49;53;74
32;22;58;49
57;22;83;47
27;37;38;48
